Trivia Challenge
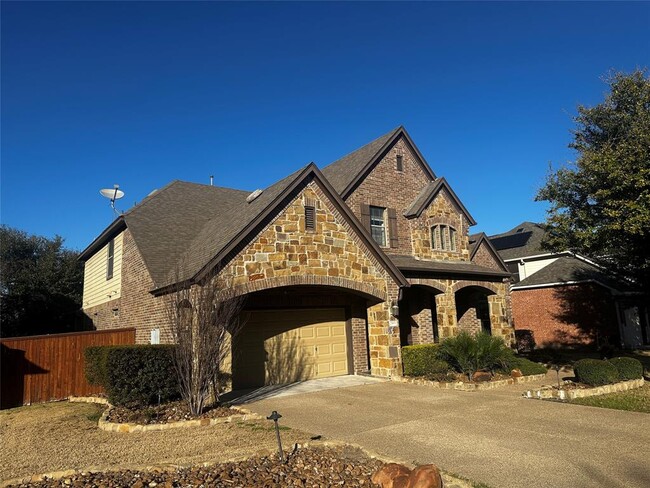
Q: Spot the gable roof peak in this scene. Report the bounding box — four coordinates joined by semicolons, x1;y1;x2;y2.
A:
321;125;435;196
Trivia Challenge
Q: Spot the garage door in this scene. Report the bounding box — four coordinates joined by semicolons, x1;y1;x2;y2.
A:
232;308;348;389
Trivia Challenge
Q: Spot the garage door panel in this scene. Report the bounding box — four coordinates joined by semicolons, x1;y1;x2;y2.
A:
233;308;349;389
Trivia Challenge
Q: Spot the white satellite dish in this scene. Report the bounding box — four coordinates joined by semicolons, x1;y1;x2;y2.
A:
99;184;125;215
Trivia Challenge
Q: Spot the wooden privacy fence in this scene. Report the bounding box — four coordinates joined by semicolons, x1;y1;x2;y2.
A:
1;328;135;409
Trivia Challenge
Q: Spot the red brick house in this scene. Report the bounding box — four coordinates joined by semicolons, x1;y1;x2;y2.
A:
80;126;514;388
487;222;649;349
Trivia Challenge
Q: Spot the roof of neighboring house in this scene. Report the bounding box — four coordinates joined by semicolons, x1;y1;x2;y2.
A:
321;126;436;197
389;254;511;278
513;255;632;291
403;178;477;225
488;221;547;261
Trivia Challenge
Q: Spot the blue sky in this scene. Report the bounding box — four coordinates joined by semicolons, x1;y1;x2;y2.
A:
2;1;648;250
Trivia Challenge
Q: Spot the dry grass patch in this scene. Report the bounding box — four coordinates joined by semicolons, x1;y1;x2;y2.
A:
0;401;310;482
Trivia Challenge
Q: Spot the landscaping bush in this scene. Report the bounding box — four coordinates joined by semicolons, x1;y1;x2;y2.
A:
438;331;515;378
608;357;643;381
402;344;449;377
84;345;179;406
85;346;110;386
573;358;619;386
507;357;548;376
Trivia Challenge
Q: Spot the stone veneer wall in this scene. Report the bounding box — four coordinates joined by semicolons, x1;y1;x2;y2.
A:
410;190;470;262
344;137;432;256
219;181;402;377
408;277;514;344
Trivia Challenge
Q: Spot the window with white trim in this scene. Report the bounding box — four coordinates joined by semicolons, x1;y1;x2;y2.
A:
370;206;387;247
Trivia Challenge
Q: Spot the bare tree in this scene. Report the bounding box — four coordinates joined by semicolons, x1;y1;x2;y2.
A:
165;271;245;415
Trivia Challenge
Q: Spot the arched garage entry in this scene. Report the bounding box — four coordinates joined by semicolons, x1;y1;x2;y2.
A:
230;284;383;390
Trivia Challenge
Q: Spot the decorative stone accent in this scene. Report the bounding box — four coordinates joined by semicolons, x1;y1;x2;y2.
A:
69;396;109;405
524;378;644;400
393;373;547;391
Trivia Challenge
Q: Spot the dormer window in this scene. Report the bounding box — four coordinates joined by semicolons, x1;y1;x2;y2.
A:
431;225;457;251
370;206;387;247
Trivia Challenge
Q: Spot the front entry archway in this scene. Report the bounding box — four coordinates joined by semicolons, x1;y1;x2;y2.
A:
455;286;495;335
399;285;443;346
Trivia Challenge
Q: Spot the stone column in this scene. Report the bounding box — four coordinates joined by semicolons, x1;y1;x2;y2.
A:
435;291;458;339
367;285;402;377
488;288;514;345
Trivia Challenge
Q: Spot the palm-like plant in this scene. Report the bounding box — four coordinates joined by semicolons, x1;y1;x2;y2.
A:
439;331;515;380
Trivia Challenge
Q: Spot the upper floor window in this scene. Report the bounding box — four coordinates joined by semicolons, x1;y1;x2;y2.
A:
370;206;387;247
396;154;403;172
106;239;115;280
431;225;457;251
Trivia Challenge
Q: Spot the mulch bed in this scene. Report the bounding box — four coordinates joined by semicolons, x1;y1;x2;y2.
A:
105;400;240;425
11;446;383;487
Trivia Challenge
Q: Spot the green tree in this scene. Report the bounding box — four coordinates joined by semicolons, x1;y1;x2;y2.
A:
0;225;84;337
536;69;650;295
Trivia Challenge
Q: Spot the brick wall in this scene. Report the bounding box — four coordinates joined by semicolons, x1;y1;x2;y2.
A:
471;241;503;270
83;229;169;345
345;137;432;256
511;284;619;347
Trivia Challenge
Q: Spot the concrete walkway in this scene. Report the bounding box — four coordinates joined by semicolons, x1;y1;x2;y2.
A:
245;373;650;488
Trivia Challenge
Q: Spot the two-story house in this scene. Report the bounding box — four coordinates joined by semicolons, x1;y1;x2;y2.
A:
487;222;649;349
79;126;513;389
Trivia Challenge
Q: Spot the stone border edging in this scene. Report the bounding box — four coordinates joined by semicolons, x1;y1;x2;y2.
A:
524;378;644;400
67;396;263;433
98;406;263;433
1;439;474;488
392;373;546;391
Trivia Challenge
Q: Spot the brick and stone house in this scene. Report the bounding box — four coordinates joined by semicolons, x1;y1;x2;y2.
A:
486;222;649;349
80;126;514;388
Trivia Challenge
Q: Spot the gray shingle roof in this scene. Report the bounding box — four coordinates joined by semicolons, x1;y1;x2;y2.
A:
174;166;309;286
321;127;401;195
388;254;511;278
514;256;630;291
403;177;476;225
121;181;249;287
488;222;547;261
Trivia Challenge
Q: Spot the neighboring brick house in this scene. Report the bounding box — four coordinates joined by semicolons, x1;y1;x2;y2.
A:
485;222;650;349
80;126;514;388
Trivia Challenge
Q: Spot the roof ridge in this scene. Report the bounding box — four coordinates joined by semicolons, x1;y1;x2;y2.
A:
326;126;402;167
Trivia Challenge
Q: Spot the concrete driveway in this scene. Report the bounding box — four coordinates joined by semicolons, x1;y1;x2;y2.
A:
245;376;650;488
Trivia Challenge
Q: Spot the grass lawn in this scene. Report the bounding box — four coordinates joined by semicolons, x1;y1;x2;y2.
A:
570;383;650;413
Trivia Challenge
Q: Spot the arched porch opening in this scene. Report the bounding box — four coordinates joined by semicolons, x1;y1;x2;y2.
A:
455;285;496;335
398;284;444;346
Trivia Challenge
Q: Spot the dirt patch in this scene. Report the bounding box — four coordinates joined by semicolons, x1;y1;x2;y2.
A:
7;445;383;487
0;402;310;482
106;400;238;424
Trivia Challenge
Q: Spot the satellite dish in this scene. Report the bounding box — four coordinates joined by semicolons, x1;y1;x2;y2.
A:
99;184;125;215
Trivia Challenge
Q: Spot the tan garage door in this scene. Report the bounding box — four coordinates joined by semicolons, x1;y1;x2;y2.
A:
232;308;348;389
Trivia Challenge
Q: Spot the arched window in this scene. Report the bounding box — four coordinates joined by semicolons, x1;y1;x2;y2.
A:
431;225;457;251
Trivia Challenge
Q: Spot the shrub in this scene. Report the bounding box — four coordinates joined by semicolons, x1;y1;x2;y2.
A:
402;344;449;377
85;345;179;407
507;357;548;376
573;358;619;386
608;357;643;381
84;346;110;386
438;331;515;378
